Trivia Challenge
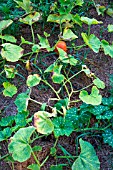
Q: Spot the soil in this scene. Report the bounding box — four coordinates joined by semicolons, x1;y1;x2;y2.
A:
0;1;113;170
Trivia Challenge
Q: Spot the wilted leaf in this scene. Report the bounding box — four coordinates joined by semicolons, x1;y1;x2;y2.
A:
26;74;41;87
19;12;41;25
62;28;78;41
0;19;13;33
1;43;24;62
34;111;54;134
4;65;17;78
81;17;103;25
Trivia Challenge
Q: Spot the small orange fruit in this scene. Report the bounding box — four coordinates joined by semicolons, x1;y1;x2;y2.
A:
54;41;67;54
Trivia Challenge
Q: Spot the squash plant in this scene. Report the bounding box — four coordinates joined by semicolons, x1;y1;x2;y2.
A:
0;0;113;169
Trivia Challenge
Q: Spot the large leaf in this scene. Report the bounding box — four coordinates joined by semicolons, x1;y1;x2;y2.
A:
79;86;102;105
102;129;113;148
14;90;30;112
0;19;13;33
88;105;112;120
19;12;41;25
1;43;24;62
0;35;17;43
3;82;17;97
101;40;113;58
66;107;91;128
37;34;51;51
47;14;72;24
26;74;41;87
81;17;102;25
81;33;101;53
72;138;100;170
62;28;78;41
52;116;74;137
14;0;32;13
34;111;54;135
8;126;35;162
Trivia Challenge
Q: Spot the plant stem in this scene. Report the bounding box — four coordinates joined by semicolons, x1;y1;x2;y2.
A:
40;155;49;167
88;25;91;37
76;123;112;132
56;155;78;159
0;154;9;160
73;83;93;93
31;24;35;44
42;80;61;99
54;138;59;148
32;150;40;167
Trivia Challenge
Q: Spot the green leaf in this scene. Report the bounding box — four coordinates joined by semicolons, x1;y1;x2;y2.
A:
14;90;30;112
108;24;113;32
8;126;35;162
47;14;72;24
0;115;15;126
102;129;113;148
62;28;78;41
3;82;17;97
0;35;17;43
53;116;74;137
79;86;102;105
102;97;113;106
32;146;42;152
54;98;69;111
66;107;91;128
50;165;63;170
37;34;51;51
72;138;100;170
95;5;106;16
75;0;84;6
0;19;13;33
101;40;113;58
1;43;24;62
89;105;112;120
21;36;33;45
34;111;54;135
93;78;105;89
52;73;64;84
27;74;41;87
15;111;29;127
19;12;41;25
81;33;101;53
0;127;12;142
4;65;17;78
72;14;82;26
27;164;40;170
81;17;103;25
14;0;32;13
106;8;113;17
